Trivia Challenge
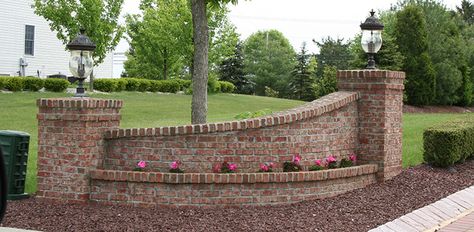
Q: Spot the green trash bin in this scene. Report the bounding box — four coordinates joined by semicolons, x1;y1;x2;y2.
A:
0;130;29;200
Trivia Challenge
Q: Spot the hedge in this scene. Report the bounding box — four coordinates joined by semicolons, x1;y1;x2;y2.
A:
423;119;474;167
5;77;25;91
44;78;69;92
23;77;44;91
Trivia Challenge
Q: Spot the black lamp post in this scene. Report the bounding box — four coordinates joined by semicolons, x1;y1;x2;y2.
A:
66;29;96;97
360;10;384;69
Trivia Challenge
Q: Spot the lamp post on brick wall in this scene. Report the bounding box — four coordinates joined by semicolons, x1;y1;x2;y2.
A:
66;29;96;97
360;10;384;69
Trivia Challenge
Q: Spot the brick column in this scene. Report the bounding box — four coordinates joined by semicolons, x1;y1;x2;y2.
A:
37;98;122;202
337;70;405;181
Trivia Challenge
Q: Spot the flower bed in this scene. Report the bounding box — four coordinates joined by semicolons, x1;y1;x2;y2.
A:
89;164;378;207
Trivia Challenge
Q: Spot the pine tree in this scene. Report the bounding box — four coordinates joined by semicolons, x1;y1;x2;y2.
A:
218;42;252;94
394;4;436;106
289;43;316;101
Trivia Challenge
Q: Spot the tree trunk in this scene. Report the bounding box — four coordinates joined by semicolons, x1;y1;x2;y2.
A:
190;0;208;124
89;70;94;92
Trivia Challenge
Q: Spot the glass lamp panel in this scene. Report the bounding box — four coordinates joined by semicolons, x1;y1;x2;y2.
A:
69;50;94;78
361;30;383;53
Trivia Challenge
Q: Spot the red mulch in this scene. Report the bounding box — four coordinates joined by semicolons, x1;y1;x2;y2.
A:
1;159;473;232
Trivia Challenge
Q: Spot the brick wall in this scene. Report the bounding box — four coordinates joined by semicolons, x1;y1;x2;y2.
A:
103;92;359;173
36;70;405;206
36;98;122;202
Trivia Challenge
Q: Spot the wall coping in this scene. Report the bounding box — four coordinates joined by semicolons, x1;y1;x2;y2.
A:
103;91;359;139
90;164;377;184
37;98;123;109
337;70;406;79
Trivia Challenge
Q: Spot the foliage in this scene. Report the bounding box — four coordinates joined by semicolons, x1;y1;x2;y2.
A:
326;155;338;169
5;77;25;92
258;162;274;172
213;161;237;173
243;30;296;96
44;78;69;92
207;73;221;93
314;66;338;98
219;81;236;93
218;42;252;94
394;4;436;106
133;160;147;172
264;86;279;98
457;0;474;24
234;109;272;120
94;79;117;92
283;155;302;172
0;77;6;90
423;119;474;167
308;159;324;171
289;43;317;101
314;37;352;77
23;77;45;91
169;160;184;173
33;0;124;65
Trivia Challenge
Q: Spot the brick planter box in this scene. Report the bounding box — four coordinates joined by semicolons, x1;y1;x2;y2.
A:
90;164;378;207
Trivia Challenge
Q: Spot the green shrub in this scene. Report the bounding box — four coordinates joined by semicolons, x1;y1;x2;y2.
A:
23;77;44;91
0;77;9;90
5;77;25;91
219;81;236;93
116;79;128;92
423;120;474;167
44;78;69;92
94;79;117;92
176;79;192;91
234;109;272;120
125;78;140;91
160;80;180;93
149;80;163;92
137;79;151;92
208;74;221;93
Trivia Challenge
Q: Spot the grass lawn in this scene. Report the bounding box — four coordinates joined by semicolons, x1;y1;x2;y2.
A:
0;91;473;193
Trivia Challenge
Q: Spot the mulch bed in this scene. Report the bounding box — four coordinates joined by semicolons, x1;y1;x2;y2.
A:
1;159;473;232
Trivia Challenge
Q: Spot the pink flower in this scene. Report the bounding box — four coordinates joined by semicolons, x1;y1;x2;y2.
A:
326;156;337;163
137;160;146;169
260;163;269;172
292;154;301;164
170;160;180;170
349;154;357;162
315;159;322;166
268;162;274;168
229;163;237;171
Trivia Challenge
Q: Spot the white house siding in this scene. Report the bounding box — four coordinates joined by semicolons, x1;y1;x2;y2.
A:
0;0;114;78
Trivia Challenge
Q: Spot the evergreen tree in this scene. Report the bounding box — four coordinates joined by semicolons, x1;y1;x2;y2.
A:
314;37;352;77
394;4;436;106
218;42;252;94
289;43;316;101
315;65;338;98
457;0;474;24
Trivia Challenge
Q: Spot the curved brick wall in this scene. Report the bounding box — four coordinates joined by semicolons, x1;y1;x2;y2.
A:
90;164;377;207
103;91;359;173
36;70;405;207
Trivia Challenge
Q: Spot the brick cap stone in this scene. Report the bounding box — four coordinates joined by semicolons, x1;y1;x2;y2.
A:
337;70;406;79
104;91;359;139
90;164;377;184
37;98;123;109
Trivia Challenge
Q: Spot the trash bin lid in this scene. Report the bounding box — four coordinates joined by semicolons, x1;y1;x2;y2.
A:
0;130;30;137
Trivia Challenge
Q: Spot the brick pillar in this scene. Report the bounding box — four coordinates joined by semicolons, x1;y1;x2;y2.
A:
37;98;122;202
337;70;405;181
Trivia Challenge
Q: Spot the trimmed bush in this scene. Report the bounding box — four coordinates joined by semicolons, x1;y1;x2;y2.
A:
160;80;180;93
219;81;236;93
423;120;474;167
44;78;69;92
0;77;9;90
94;79;117;92
149;80;163;92
125;78;140;91
137;79;151;92
5;77;25;91
208;74;221;93
23;77;44;91
175;79;192;91
116;79;127;92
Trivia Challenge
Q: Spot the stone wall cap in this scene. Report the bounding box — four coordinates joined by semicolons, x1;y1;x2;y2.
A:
37;98;123;109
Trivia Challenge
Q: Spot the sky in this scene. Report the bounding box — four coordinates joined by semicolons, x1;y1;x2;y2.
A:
116;0;462;53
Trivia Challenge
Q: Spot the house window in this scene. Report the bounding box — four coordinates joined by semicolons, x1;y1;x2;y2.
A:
24;25;35;55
